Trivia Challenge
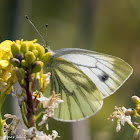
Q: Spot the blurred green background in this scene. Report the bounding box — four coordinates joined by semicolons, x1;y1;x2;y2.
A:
0;0;140;139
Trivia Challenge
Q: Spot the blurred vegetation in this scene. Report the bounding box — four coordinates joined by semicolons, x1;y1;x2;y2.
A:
0;0;140;140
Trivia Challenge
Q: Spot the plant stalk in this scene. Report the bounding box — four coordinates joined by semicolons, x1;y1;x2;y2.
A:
0;107;3;138
25;71;35;128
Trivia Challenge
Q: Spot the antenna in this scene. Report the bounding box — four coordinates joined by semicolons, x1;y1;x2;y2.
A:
44;24;49;52
25;15;47;47
46;24;48;28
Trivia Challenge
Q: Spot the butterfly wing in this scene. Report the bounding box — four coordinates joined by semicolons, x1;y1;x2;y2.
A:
45;57;103;122
53;48;133;98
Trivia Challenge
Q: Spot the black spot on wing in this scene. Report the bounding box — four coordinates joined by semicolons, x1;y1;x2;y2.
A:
98;73;109;82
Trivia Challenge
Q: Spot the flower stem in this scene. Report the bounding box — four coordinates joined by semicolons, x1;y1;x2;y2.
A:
128;122;137;131
20;105;29;128
35;111;43;121
2;83;13;95
0;92;6;138
0;107;3;137
0;84;13;137
25;71;35;127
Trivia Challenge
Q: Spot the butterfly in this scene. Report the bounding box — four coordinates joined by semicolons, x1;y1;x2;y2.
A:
44;48;133;122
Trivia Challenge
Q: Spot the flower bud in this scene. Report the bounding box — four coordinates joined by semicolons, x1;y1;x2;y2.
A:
14;53;24;61
15;68;25;80
10;58;20;67
28;44;36;51
32;50;38;57
32;61;44;73
35;44;45;59
21;60;28;67
15;40;21;45
41;52;52;64
20;42;28;53
25;51;36;64
133;129;140;140
11;43;20;56
132;96;140;104
124;108;137;116
136;105;140;115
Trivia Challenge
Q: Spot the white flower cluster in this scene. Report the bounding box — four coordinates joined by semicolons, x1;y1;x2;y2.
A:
23;127;59;140
108;106;133;132
3;114;20;135
37;91;63;129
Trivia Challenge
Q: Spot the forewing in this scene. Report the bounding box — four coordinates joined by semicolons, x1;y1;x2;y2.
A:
45;58;103;122
53;48;133;98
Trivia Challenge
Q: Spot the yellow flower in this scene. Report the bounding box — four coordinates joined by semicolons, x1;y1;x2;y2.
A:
0;40;16;94
37;71;51;92
0;39;43;94
15;39;37;46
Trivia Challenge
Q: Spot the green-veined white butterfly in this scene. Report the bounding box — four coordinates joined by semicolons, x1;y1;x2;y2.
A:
44;48;133;122
24;15;132;122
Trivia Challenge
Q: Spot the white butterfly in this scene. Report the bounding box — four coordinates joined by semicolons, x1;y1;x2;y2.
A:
45;48;133;122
